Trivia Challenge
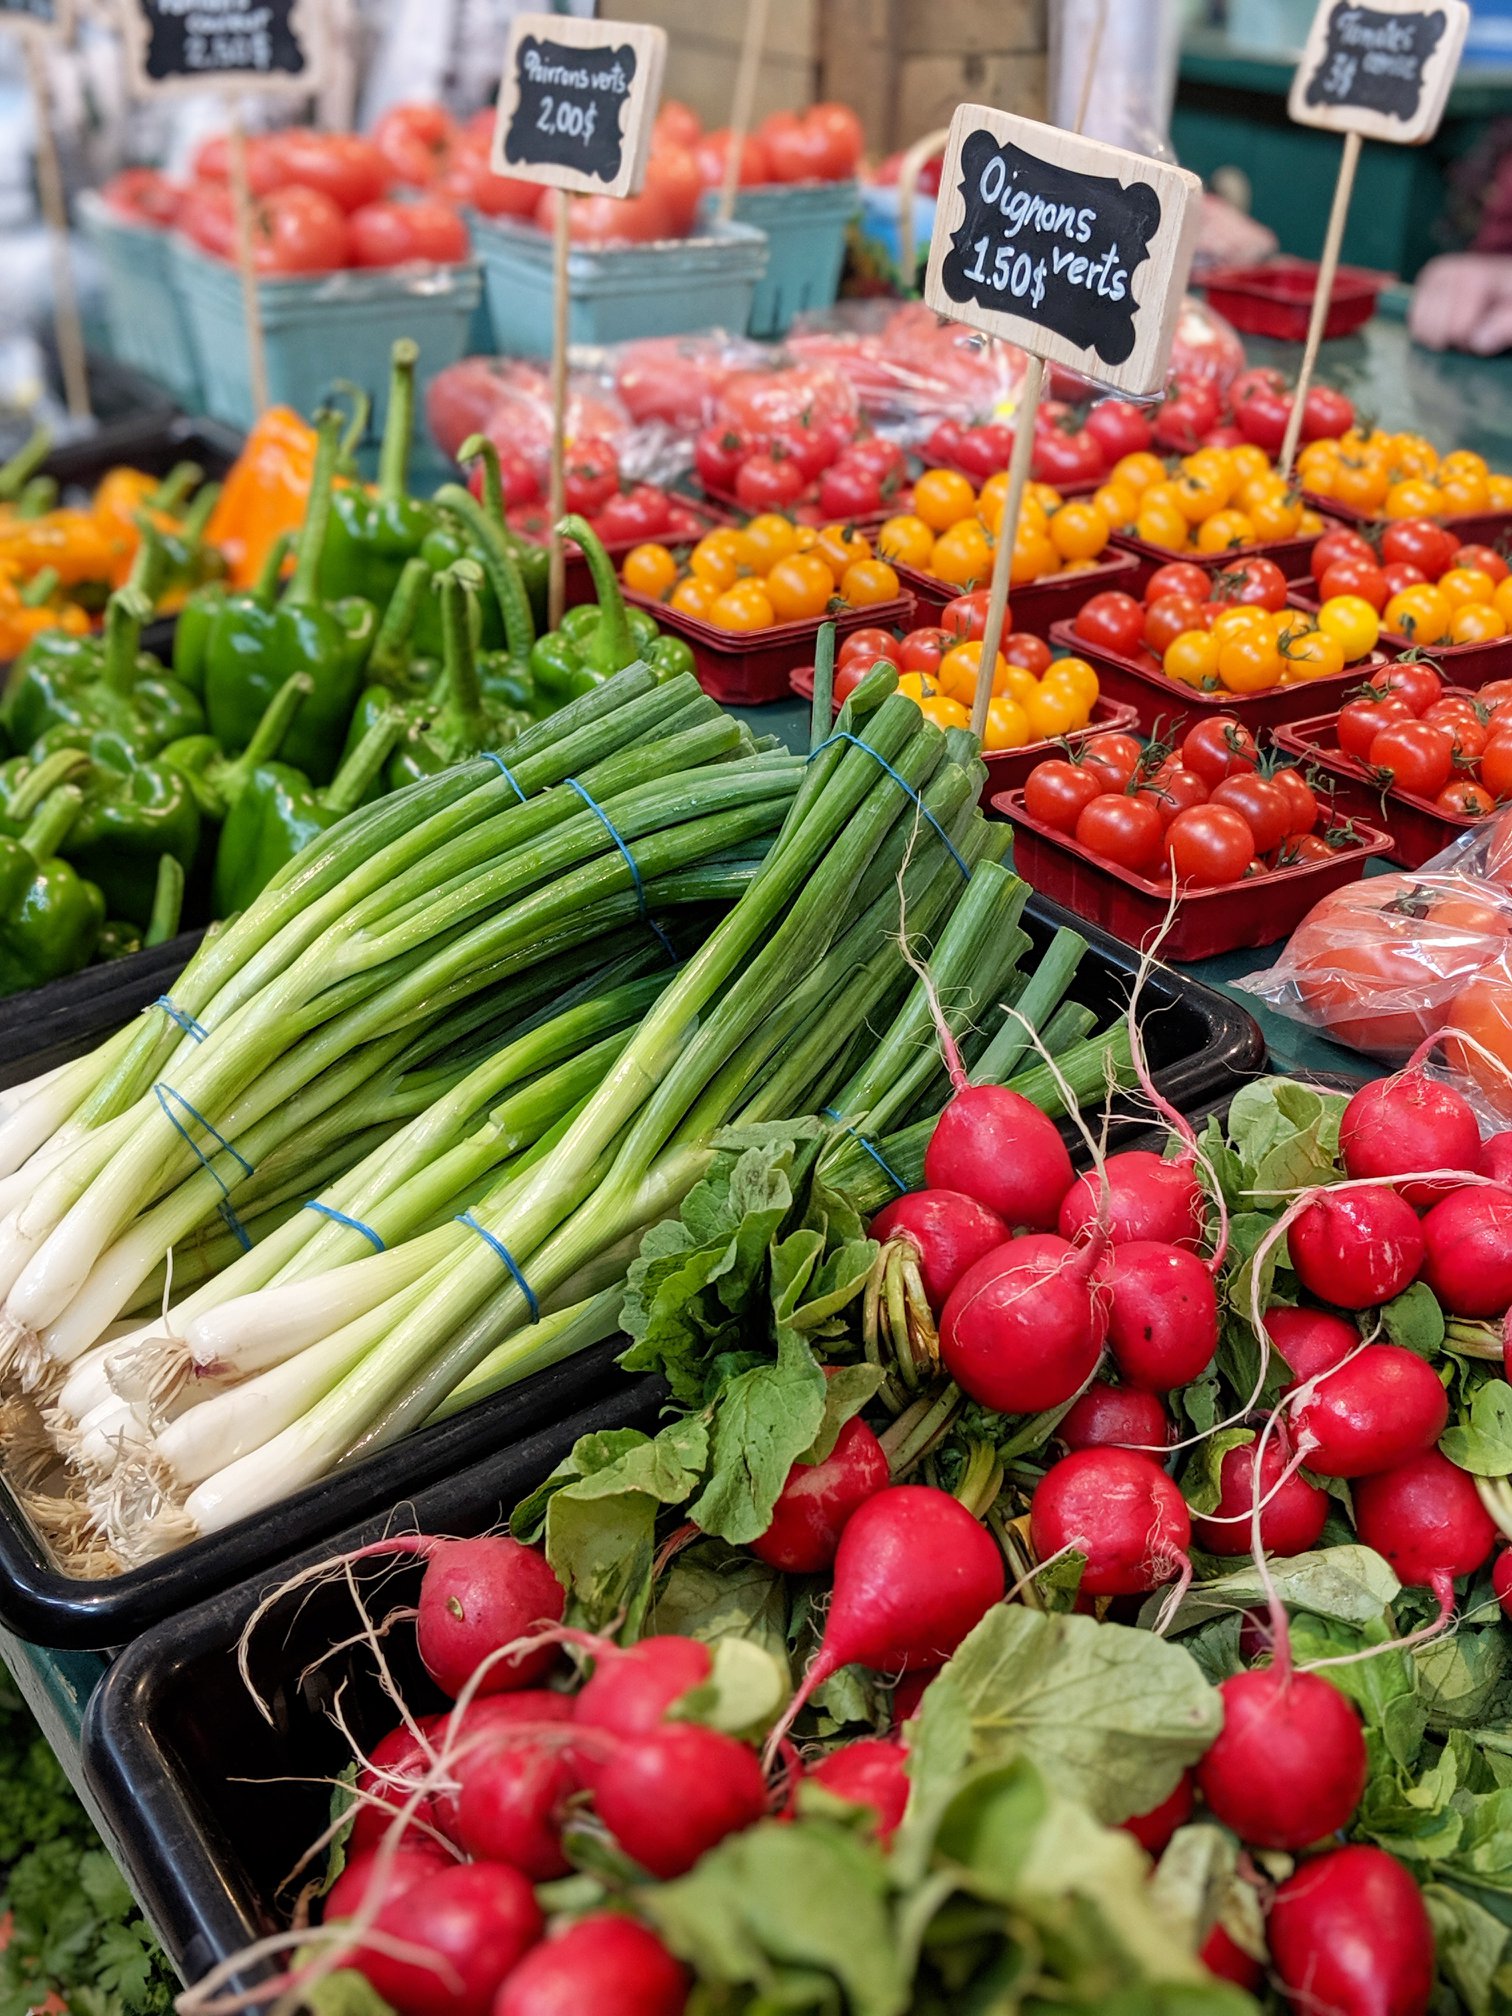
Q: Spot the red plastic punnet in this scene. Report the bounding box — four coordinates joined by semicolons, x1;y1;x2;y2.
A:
623;588;916;706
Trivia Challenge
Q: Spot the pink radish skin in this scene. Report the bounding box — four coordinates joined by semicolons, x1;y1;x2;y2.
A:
1495;1551;1512;1618
416;1537;566;1700
356;1862;543;2016
1266;1305;1360;1389
1192;1434;1328;1558
351;1715;449;1853
1059;1382;1171;1453
750;1417;891;1574
869;1189;1010;1309
923;1085;1074;1231
595;1723;768;1879
1201;1922;1263;1992
494;1913;689;2016
1105;1241;1219;1392
1420;1184;1512;1317
1268;1845;1434;2016
1029;1449;1190;1598
1482;1132;1512;1183
432;1692;575;1838
453;1740;576;1880
1289;1344;1448;1478
808;1738;910;1844
1057;1149;1204;1251
940;1232;1111;1414
1287;1186;1425;1311
1340;1070;1482;1205
573;1636;711;1740
324;1843;454;1925
1198;1668;1367;1850
1354;1450;1496;1599
1121;1770;1194;1855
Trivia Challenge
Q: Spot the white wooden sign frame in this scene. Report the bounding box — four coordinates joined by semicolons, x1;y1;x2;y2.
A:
117;0;329;99
490;11;668;200
1289;0;1471;146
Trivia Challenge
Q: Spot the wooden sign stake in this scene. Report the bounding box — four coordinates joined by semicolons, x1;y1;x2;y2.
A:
1278;127;1360;479
971;354;1043;742
23;36;88;420
717;0;769;225
224;105;270;417
1071;0;1109;139
548;188;572;628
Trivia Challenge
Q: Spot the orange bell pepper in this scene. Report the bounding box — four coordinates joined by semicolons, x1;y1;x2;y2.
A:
0;510;124;588
204;406;318;589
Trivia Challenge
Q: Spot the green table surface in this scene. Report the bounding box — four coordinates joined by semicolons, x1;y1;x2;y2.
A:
12;309;1512;1968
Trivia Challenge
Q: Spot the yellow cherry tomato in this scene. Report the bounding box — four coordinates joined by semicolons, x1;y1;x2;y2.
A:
1011;529;1062;585
1210;605;1271;644
1216;631;1282;694
1023;683;1084;740
1028;482;1064;515
1228;444;1272;484
689;532;742;590
1317;594;1381;660
1112;450;1165;495
1384;478;1446;520
1135;499;1191;551
1164;631;1221;688
766;553;836;622
918;693;973;731
707;581;776;631
1002;664;1040;706
1439;567;1497;610
740;513;798;571
897;671;946;703
1048;500;1111;562
876;513;935;569
670;575;716;619
1092;482;1139;528
1450;604;1508;644
621;542;678;600
930;522;992;588
841;558;901;607
1043;655;1100;711
1494;577;1512;627
938;640;1006;704
981;696;1031;750
1249;492;1304;539
1173;472;1229;525
1280;629;1346;680
1384;585;1452;645
815;522;872;578
1195;509;1256;553
1488;475;1512;510
913;468;977;532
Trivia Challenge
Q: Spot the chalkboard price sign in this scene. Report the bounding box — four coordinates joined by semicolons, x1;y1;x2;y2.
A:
119;0;327;97
491;12;667;200
924;108;1201;398
1289;0;1469;143
0;0;71;36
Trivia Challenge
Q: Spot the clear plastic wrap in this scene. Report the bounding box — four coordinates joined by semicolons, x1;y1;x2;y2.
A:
785;301;1030;434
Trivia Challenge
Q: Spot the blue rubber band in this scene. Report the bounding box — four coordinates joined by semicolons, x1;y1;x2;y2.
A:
564;774;679;966
154;996;208;1043
456;1212;539;1321
303;1200;385;1253
481;751;528;802
810;732;971;880
823;1106;908;1194
154;1083;253;1247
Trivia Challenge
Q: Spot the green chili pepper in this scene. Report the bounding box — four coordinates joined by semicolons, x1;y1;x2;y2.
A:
211;705;403;916
3;573;205;758
318;340;443;613
0;784;105;993
202;411;378;784
159;670;314;824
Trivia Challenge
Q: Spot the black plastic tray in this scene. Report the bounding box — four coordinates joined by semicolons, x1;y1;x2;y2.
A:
5;343;179;474
0;929;205;1093
0;895;1261;1648
81;1376;666;1991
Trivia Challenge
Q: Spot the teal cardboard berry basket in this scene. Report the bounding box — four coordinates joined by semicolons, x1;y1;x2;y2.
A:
708;179;859;337
80;193;202;408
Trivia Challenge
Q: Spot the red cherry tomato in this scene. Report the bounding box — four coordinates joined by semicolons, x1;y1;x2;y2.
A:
1145;561;1213;604
897;627;954;675
1085;398;1153;462
941;590;995;642
1368;720;1456;798
101;167;183;227
1457;544;1510;587
839;627;900;667
819;462;886;519
1153;376;1221;454
1002;632;1052;675
1210;774;1293;853
1372;662;1443;716
561;436;621;517
1180;716;1260;785
1480;739;1512;800
1073;591;1145;657
1318;558;1388;611
693;425;751;495
1167;803;1254;885
1381;518;1460;580
1270;767;1320;835
1310;527;1376;585
348;196;468;266
595;484;673;545
1301;384;1355;440
951;423;1015;483
1080;731;1143;784
275;130;390;212
1075;792;1166;873
1337;694;1414;760
734;453;806;513
1437;778;1495;817
1024;759;1104;832
250;186;351;274
1380;561;1429;599
372;102;458;187
1143;595;1206;656
1276;833;1337;865
1208;556;1288;612
1139;764;1210;825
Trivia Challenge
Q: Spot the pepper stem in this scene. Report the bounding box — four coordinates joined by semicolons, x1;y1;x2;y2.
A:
557;512;634;671
369;556;431;680
147;462;203;516
435;562;487;746
432;483;537;664
241;671;314;769
176;479;222;549
145;853;185;947
322;708;404;817
20;784;81;863
6;748;89;822
334;381;373;475
458;433;506;526
285;410;343;608
251;530;294;608
378;340;419;503
0;426;51;502
16;476;56;520
126;523;168;606
100;586;151;698
19;566;60;610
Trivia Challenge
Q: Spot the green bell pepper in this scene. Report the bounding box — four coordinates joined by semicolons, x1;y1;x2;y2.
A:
211;706;403;916
50;742;202;930
434;438;545;715
364;555;439;700
173;532;292;698
527;514;694;702
318;339;443;613
0;784;105;994
3;577;205;758
97;854;186;961
202;411;377;785
379;563;533;790
160;670;314;825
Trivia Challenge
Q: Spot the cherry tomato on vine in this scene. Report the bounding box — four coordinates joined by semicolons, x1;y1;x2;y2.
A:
1080;731;1142;784
1145;561;1212;604
1210;773;1292;852
839;626;900;666
1024;760;1103;832
1270;768;1320;835
1003;632;1053;675
1180;716;1260;783
896;627;954;675
1166;804;1253;886
1075;792;1166;873
1438;778;1495;818
1073;591;1145;657
1368;720;1455;798
1144;595;1207;656
1337;694;1414;761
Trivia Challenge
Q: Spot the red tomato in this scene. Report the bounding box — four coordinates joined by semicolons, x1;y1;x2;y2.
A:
1229;367;1292;454
1033;425;1105;487
1481;739;1512;800
441;149;541;219
839;627;899;667
806;102;865;177
819;462;886;519
1153;376;1221;454
1180;716;1260;784
694;129;771;191
1310;527;1376;585
1438;778;1495;818
693;425;750;495
1275;833;1336;865
563;436;621;517
1143;595;1206;656
192;131;292;194
654;100;703;149
734;452;806;513
1423;702;1488;763
1373;662;1443;715
1318;558;1388;611
897;627;953;674
768;420;835;484
558;188;671;245
941;590;995;642
101;167;182;227
275;131;389;212
643;142;702;235
759;110;839;182
952;423;1015;482
250;186;350;274
1457;544;1510;587
1380;561;1429;599
1210;774;1293;853
1301;384;1355;440
1085;398;1153;462
1270;767;1320;834
1337;694;1414;760
1209;556;1288;612
1080;731;1143;785
372;102;458;187
1368;720;1455;798
348;197;468;267
1381;518;1460;580
467;449;538;510
1140;764;1210;825
1073;591;1145;656
179;181;236;259
924;419;966;467
595;484;672;545
1167;804;1254;885
1146;561;1213;605
1002;632;1052;675
1025;760;1104;832
1075;792;1165;872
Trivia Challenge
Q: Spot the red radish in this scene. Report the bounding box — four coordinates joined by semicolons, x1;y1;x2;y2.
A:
1420;1184;1512;1317
1029;1449;1190;1597
769;1487;1004;1759
891;1668;937;1724
1483;1132;1512;1183
1105;1241;1219;1391
939;1233;1110;1414
356;1862;543;2016
1192;1432;1327;1558
1059;1382;1170;1452
750;1417;890;1574
1266;1304;1360;1388
923;1085;1073;1231
1198;1667;1366;1849
869;1189;1010;1309
1200;1922;1263;1993
595;1723;767;1878
453;1739;576;1880
1339;1069;1481;1205
1056;1150;1204;1250
808;1738;909;1843
1268;1846;1434;2016
1496;1550;1512;1618
573;1635;711;1739
1121;1770;1194;1854
416;1537;565;1699
324;1842;454;1924
1289;1344;1448;1477
494;1913;689;2016
433;1691;575;1837
351;1716;449;1852
1354;1449;1496;1603
1287;1186;1425;1310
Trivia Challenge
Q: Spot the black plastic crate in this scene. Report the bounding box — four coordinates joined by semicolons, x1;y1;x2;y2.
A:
0;895;1262;1648
0;929;205;1093
4;344;179;473
81;1376;666;1990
